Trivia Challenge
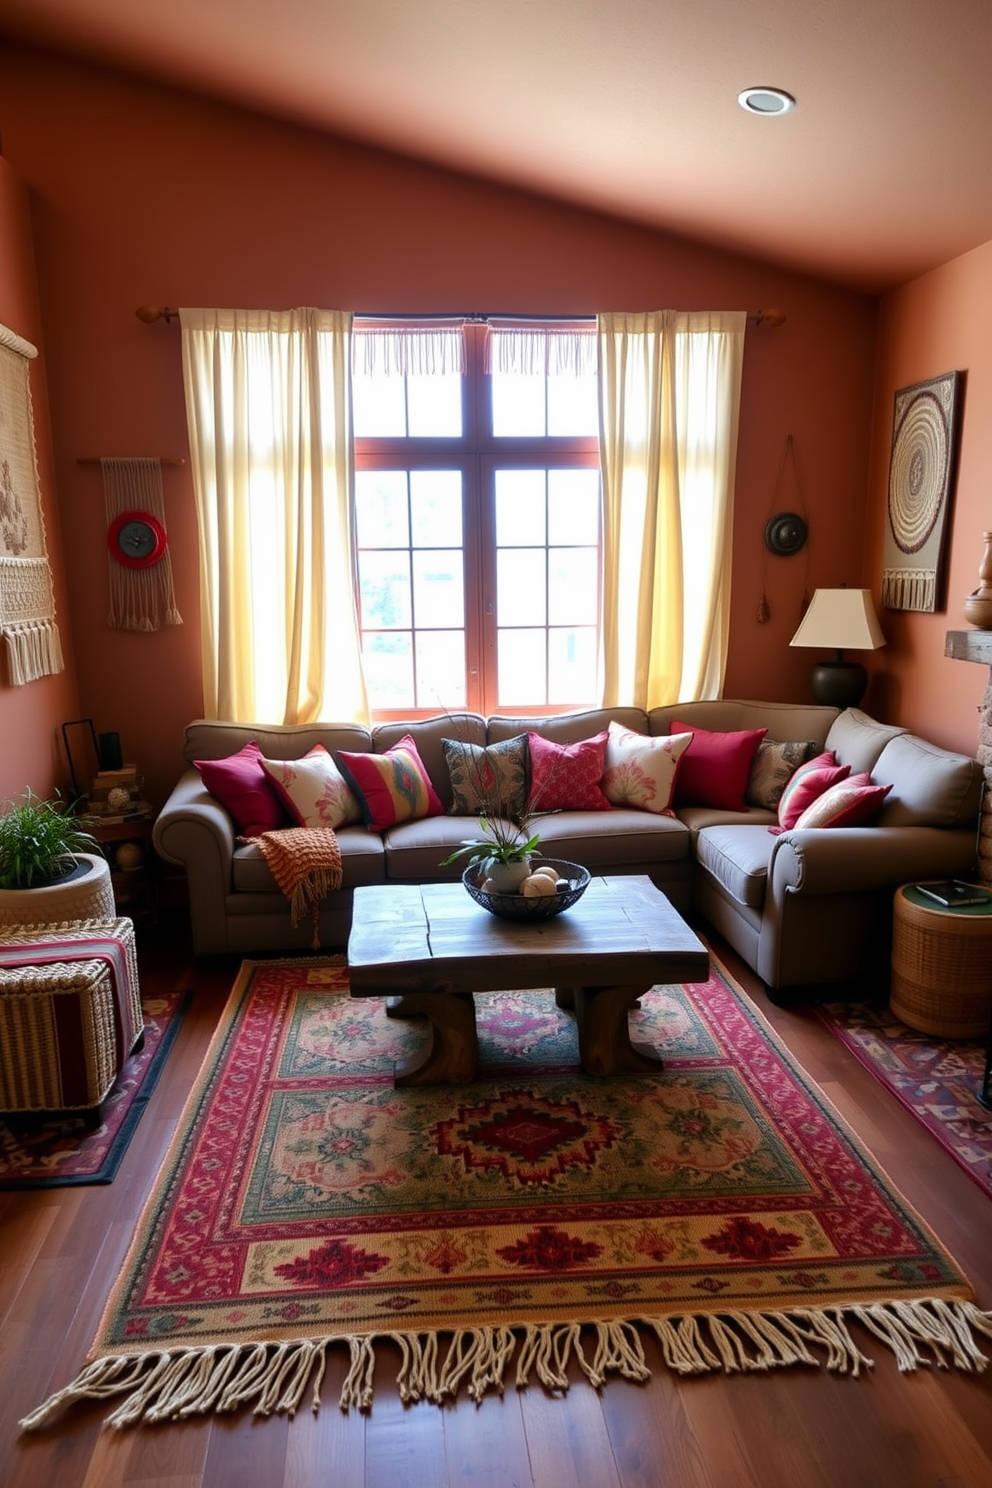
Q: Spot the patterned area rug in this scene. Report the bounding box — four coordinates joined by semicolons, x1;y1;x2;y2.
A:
22;957;992;1431
0;987;188;1189
815;999;992;1201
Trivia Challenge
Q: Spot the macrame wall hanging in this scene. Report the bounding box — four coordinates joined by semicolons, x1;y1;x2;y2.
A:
101;457;182;631
757;434;810;624
0;321;65;685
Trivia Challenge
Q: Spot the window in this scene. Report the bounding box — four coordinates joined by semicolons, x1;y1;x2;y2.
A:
352;319;601;718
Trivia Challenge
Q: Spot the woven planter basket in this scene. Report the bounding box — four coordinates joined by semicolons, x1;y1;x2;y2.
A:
0;854;114;931
890;886;992;1038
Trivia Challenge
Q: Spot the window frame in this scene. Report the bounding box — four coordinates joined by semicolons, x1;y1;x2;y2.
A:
353;319;601;721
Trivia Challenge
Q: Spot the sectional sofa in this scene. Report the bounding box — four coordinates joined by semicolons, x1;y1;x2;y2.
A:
152;701;982;993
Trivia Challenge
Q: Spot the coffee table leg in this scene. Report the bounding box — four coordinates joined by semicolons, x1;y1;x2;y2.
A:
385;995;424;1018
572;984;663;1076
391;991;480;1087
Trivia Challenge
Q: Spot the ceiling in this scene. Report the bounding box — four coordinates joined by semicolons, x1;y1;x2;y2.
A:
1;0;991;294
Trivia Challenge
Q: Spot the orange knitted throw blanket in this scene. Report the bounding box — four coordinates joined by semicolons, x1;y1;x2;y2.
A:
251;827;343;949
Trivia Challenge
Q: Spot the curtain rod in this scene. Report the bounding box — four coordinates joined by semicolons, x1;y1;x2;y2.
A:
135;305;786;328
77;455;185;466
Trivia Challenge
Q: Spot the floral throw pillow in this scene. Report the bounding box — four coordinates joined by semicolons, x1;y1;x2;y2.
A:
602;722;693;815
336;735;444;831
527;730;611;813
260;744;362;831
746;738;820;810
442;735;530;818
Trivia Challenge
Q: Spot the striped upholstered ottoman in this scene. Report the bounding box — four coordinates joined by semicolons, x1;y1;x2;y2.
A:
0;917;143;1119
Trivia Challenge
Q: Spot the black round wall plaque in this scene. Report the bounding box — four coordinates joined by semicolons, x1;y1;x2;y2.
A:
764;512;808;556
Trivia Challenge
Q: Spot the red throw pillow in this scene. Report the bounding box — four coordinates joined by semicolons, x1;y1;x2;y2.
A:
772;752;851;833
527;731;611;812
792;773;892;829
194;740;286;837
671;722;767;811
336;735;444;831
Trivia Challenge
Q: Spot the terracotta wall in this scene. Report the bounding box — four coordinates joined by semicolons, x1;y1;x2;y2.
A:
0;43;879;808
865;238;992;757
0;154;79;802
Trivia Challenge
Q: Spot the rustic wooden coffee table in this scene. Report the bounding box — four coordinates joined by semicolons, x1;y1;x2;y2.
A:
347;874;709;1086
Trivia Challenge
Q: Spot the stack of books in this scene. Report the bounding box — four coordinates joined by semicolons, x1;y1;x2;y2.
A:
87;765;152;824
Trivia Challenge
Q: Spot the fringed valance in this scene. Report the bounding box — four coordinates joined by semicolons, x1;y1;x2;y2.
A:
486;319;597;377
353;321;466;377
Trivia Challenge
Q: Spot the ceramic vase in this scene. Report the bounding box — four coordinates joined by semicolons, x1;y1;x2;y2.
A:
963;531;992;629
485;858;532;892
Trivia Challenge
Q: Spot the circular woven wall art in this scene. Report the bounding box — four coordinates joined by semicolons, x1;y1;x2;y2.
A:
887;390;950;555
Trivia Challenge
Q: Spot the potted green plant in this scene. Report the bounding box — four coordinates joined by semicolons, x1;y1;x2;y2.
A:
440;815;543;891
0;789;113;929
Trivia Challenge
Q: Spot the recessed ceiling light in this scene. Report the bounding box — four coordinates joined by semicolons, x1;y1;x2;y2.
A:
738;87;796;116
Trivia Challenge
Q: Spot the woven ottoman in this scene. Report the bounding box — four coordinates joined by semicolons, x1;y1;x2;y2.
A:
890;884;992;1037
0;917;143;1118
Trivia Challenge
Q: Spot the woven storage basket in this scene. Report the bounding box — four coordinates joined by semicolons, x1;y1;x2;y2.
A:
890;886;992;1038
0;916;142;1114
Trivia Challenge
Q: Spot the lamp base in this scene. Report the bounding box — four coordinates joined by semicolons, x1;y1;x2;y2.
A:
809;660;867;709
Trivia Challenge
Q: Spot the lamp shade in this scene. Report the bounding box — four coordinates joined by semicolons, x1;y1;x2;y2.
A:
789;589;886;709
789;589;886;652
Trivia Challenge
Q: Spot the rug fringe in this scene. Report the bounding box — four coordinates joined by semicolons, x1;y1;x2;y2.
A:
19;1300;992;1431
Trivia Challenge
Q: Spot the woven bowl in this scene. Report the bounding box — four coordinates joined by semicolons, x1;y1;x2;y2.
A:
463;858;590;921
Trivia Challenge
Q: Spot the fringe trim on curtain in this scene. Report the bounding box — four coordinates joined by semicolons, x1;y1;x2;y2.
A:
353;322;466;376
486;319;597;377
881;567;936;611
2;619;64;686
19;1299;992;1431
101;458;182;631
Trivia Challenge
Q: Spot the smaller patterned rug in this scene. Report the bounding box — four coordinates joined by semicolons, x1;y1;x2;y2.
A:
815;999;992;1201
0;987;189;1188
20;954;992;1433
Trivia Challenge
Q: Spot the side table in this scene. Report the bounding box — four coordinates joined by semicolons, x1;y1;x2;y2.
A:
890;883;992;1039
90;816;158;924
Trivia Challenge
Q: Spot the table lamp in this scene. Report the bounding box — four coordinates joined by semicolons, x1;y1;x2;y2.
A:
789;587;886;707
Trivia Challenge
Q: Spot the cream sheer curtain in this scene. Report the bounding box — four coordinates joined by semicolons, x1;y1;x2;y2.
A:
598;310;746;709
180;308;369;725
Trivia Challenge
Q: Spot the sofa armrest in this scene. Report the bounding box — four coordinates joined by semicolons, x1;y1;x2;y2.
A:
153;770;238;955
769;825;978;897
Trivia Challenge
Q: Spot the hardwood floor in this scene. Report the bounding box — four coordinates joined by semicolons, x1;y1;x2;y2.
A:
2;912;991;1488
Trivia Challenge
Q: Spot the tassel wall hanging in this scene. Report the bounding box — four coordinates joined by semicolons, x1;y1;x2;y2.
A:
758;434;810;624
102;457;182;631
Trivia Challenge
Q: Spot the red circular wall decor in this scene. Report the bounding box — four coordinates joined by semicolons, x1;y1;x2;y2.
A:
107;509;168;569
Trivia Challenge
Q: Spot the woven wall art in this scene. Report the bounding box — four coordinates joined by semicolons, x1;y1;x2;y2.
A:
0;322;64;686
881;370;963;612
102;458;182;631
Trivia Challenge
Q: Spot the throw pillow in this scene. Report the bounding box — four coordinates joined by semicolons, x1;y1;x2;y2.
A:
601;721;693;815
194;740;287;837
745;738;820;810
671;722;767;811
336;734;444;831
792;773;893;829
261;745;362;830
442;734;529;818
527;730;612;813
773;751;851;832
